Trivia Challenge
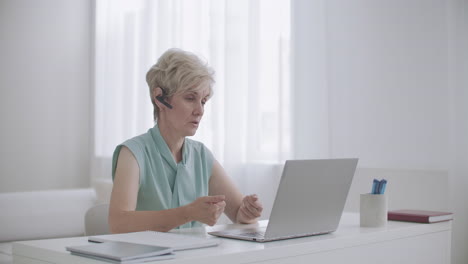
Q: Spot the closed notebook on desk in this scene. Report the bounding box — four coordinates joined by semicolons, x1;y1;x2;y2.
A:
388;209;453;223
66;241;174;263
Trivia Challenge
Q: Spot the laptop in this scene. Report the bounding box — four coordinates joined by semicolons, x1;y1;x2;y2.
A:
208;158;358;242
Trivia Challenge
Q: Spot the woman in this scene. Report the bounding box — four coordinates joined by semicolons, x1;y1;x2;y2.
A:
109;48;263;233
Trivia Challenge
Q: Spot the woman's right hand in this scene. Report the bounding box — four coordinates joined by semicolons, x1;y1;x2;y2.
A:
186;195;226;226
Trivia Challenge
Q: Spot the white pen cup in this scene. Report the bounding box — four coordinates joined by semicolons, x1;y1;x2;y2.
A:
360;193;388;227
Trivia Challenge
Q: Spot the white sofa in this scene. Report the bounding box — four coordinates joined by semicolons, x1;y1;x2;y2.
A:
0;179;113;263
0;188;96;242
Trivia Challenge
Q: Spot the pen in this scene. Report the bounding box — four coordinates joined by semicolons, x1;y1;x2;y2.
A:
371;179;379;194
371;179;387;194
379;179;387;194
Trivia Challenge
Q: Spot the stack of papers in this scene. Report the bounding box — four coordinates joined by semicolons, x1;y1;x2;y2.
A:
66;241;175;263
88;231;220;251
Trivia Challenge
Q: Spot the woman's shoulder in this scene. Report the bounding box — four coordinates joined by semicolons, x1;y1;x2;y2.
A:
185;137;204;149
119;130;154;153
126;131;152;144
185;138;212;155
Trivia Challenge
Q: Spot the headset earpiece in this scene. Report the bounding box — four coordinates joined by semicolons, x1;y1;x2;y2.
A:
156;95;173;109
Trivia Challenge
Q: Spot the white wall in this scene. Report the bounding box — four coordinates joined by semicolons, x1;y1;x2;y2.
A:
293;0;449;169
292;0;467;263
0;0;92;192
326;0;449;170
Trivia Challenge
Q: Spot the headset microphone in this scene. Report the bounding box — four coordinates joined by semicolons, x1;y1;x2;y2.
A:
156;95;173;109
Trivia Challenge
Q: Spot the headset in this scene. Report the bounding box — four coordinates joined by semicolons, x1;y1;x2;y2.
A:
155;88;173;109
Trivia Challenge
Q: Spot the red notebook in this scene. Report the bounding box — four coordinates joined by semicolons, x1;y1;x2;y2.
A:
388;209;453;223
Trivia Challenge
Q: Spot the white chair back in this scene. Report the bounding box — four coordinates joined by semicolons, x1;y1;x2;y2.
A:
84;203;110;236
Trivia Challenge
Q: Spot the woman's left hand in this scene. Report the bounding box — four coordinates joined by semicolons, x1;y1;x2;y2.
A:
237;194;263;224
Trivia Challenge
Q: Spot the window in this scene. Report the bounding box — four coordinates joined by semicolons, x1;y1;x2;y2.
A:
93;0;291;178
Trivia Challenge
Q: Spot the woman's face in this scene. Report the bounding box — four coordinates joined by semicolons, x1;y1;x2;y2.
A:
162;84;210;137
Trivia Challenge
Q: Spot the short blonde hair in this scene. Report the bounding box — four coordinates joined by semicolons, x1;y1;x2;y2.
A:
146;48;215;120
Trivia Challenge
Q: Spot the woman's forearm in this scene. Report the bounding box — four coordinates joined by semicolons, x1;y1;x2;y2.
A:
109;205;192;233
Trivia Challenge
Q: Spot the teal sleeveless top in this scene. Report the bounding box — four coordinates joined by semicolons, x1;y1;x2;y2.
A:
112;124;214;229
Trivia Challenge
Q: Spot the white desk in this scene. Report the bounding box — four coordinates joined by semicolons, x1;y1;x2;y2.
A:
12;213;451;264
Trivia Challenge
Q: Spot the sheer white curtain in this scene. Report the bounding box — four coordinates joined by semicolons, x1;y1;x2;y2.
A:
93;0;291;180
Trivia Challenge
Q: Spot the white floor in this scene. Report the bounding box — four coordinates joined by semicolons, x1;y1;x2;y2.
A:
0;243;12;264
